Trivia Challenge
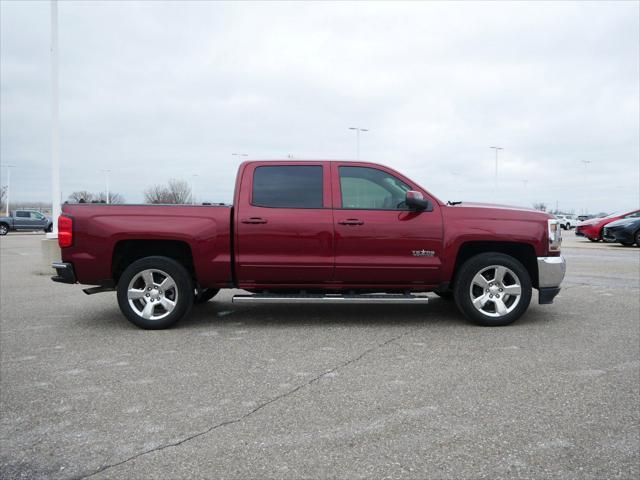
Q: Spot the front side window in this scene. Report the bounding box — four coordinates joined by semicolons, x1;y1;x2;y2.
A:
339;166;411;210
252;165;323;208
30;212;44;220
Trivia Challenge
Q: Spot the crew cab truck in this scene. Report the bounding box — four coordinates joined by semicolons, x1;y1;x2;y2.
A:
0;210;53;235
51;161;565;329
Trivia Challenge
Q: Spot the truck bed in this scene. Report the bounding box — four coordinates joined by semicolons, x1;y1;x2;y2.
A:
60;203;233;287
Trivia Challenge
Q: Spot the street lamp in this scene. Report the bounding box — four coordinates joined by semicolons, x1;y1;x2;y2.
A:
232;153;248;160
489;146;503;191
581;160;591;215
100;169;110;204
1;164;16;216
349;127;368;160
49;0;60;236
191;174;198;205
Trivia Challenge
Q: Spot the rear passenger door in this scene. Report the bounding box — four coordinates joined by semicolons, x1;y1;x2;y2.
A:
13;211;31;229
235;163;334;286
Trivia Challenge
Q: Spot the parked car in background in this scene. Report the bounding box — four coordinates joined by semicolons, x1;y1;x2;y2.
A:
577;215;595;222
0;210;53;235
555;214;578;230
603;217;640;247
575;209;640;242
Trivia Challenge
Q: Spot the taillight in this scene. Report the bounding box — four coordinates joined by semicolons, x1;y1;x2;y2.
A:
58;215;73;248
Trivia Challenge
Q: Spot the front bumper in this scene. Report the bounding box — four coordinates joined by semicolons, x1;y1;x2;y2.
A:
603;227;635;244
536;256;566;304
51;262;77;284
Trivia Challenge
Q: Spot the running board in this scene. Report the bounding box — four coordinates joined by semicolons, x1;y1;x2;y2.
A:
232;293;429;304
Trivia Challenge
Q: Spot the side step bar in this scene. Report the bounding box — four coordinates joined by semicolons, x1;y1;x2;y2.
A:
232;293;429;304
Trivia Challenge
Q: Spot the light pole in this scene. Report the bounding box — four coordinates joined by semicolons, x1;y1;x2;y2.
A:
100;169;110;204
232;153;248;160
349;127;368;160
581;160;591;215
191;174;198;205
489;146;503;191
49;0;60;236
1;164;16;216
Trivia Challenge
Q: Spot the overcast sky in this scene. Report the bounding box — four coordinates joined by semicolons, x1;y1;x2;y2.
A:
1;0;638;213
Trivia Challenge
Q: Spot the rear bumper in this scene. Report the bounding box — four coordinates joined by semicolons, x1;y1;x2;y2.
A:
537;256;565;304
51;262;77;284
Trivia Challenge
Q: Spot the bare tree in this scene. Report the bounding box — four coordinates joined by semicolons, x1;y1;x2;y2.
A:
533;202;547;212
0;185;6;211
95;191;125;204
68;191;95;203
144;179;192;204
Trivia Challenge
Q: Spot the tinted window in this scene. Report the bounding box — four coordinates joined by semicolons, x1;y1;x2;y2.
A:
30;212;44;219
15;211;29;218
252;166;323;208
339;166;411;210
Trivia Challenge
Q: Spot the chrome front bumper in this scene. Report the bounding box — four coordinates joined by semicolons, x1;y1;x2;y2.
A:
537;256;566;288
536;256;566;304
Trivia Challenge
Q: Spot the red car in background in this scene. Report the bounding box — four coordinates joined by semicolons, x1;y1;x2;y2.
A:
575;209;640;242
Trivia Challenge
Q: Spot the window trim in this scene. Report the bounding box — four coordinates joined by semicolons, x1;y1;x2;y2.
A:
250;165;326;210
337;166;415;211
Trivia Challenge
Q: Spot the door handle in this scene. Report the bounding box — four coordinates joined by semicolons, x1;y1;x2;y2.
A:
241;217;268;224
338;219;364;225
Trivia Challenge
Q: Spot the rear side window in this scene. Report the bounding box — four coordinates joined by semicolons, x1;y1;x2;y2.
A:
252;166;323;208
15;211;29;218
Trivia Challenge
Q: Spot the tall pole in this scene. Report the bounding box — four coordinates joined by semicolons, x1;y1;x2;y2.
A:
49;0;60;236
581;160;591;215
1;165;16;216
232;153;248;160
101;169;110;204
349;127;368;160
489;146;503;191
191;174;198;205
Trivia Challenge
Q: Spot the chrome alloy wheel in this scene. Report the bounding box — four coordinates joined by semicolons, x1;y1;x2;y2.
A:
0;224;7;235
127;269;178;320
469;265;522;318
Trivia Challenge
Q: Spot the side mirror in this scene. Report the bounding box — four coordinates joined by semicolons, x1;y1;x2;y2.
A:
405;190;431;210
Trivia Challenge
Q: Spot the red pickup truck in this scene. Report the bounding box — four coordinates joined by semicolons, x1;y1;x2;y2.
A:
52;161;565;329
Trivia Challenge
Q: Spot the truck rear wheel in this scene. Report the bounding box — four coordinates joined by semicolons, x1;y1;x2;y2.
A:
0;223;8;236
117;256;193;329
454;253;532;326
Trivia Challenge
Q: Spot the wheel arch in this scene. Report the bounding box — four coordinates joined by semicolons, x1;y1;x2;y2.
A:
451;241;539;289
112;240;195;285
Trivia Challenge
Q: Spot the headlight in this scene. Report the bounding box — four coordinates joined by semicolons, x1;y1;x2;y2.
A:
548;219;562;252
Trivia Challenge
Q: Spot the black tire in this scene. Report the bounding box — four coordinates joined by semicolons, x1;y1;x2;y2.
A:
0;223;8;236
620;242;634;247
454;253;532;326
194;288;220;304
117;256;193;329
588;237;600;242
45;224;53;233
635;230;640;247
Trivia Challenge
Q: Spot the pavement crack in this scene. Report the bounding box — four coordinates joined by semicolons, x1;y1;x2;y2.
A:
78;331;409;479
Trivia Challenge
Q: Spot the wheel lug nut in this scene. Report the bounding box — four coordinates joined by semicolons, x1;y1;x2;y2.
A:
489;294;493;298
150;298;154;302
496;294;500;298
145;293;150;297
485;289;489;292
499;288;503;292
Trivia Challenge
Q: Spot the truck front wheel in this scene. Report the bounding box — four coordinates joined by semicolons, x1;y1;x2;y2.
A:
454;253;532;326
116;256;193;329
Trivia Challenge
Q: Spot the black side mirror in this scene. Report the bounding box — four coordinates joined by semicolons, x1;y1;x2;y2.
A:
405;190;431;211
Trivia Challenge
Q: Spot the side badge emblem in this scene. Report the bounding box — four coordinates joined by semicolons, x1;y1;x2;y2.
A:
412;250;435;257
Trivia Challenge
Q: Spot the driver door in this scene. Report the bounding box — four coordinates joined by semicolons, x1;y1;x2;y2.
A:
331;163;443;285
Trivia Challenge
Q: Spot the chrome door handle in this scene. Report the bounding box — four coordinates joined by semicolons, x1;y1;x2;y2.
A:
241;217;267;224
338;219;364;225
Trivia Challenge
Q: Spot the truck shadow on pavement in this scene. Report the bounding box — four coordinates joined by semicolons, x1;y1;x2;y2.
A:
80;296;551;331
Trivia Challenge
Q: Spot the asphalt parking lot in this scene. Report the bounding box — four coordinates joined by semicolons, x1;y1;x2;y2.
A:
1;232;638;480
